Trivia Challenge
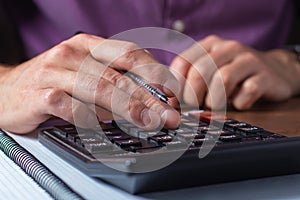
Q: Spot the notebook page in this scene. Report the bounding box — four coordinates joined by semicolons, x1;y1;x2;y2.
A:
6;131;146;200
0;150;53;200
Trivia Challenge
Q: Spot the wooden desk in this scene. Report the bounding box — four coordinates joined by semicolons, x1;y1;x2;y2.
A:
227;97;300;137
144;97;300;200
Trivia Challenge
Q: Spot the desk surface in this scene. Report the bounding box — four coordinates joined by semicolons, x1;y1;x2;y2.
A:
143;98;300;200
227;97;300;137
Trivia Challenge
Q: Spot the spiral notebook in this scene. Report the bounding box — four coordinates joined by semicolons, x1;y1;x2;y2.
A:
0;129;83;200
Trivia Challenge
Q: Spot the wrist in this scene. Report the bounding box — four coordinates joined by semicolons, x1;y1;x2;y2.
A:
267;49;300;97
284;45;300;61
0;65;15;81
283;46;300;96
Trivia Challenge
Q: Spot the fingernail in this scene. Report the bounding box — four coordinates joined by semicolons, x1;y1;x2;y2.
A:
141;109;151;125
161;109;181;129
233;95;252;110
141;108;161;129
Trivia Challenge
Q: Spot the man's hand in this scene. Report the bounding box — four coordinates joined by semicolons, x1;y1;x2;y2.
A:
0;34;180;134
170;35;300;110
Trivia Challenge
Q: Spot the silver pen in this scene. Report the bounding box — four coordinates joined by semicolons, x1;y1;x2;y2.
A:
122;71;169;104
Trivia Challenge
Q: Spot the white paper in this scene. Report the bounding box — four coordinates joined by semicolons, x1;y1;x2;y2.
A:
0;149;52;200
6;131;147;200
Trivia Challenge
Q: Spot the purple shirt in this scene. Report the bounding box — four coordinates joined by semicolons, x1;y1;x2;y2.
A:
14;0;293;65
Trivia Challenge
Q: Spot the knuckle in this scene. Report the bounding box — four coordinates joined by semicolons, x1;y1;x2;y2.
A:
243;81;259;96
205;35;220;42
47;43;73;61
241;51;257;62
219;69;232;88
173;56;190;68
103;69;123;86
226;40;243;51
43;89;64;106
121;43;141;62
120;41;140;53
72;33;91;41
116;75;132;91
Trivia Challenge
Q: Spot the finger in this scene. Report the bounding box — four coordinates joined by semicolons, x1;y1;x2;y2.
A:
127;63;181;98
94;106;114;121
41;59;180;130
42;35;181;129
184;45;243;108
169;56;190;89
205;56;258;109
101;70;181;130
73;68;180;130
90;38;179;96
176;35;224;66
67;35;180;98
169;39;209;83
232;75;266;110
39;88;99;129
199;35;224;51
182;53;216;107
173;36;226;107
205;40;246;68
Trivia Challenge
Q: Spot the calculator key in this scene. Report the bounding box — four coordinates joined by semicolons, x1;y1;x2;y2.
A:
100;129;123;136
80;137;101;144
165;130;177;136
183;121;208;128
242;137;262;143
192;138;210;146
137;131;162;139
130;142;161;152
174;127;194;134
219;135;242;142
45;129;68;138
197;126;220;133
96;121;115;130
207;130;233;136
238;126;264;134
128;127;143;137
54;125;77;134
163;140;188;149
149;135;173;143
188;111;227;123
225;122;249;132
85;142;112;153
67;132;78;142
114;139;142;148
223;119;239;124
75;135;100;147
106;134;131;142
118;123;137;133
177;132;205;140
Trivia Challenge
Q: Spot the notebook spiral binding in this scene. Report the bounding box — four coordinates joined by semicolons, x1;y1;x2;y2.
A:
0;130;83;200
